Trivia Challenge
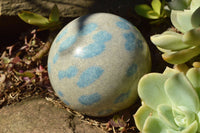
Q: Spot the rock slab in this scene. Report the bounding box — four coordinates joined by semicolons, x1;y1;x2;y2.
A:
0;97;105;133
0;0;143;17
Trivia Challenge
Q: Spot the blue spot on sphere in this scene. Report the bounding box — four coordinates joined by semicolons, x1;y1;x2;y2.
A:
58;91;64;97
116;21;130;30
58;35;77;52
78;23;97;36
63;99;70;106
114;91;130;104
136;39;144;50
126;63;137;77
54;28;68;43
75;42;105;58
77;66;104;88
78;93;101;105
123;32;137;51
75;31;111;58
58;66;78;80
93;31;112;43
53;53;59;64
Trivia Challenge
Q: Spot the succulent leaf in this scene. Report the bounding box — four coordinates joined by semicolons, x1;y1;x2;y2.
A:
171;10;194;33
165;73;199;113
151;0;161;15
134;104;155;131
162;45;200;64
186;68;200;98
157;104;179;130
172;106;196;128
181;121;198;133
182;27;200;46
138;73;171;110
191;7;200;28
163;67;179;77
142;117;170;133
151;31;190;50
190;0;200;10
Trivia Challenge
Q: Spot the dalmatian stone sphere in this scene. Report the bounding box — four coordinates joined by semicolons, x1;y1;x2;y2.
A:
48;13;151;117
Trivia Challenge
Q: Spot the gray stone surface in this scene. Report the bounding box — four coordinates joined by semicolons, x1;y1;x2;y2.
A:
0;97;105;133
0;0;142;17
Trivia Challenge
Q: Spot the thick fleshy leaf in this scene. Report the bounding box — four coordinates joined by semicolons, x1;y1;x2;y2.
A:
168;0;191;10
172;106;196;128
162;45;200;64
151;31;190;50
18;11;49;27
191;7;200;27
135;4;159;19
163;67;179;77
186;68;200;98
138;73;171;110
151;0;161;15
49;4;60;22
190;0;200;11
165;73;200;113
197;112;200;132
181;121;198;133
134;104;155;131
143;117;171;133
157;104;178;130
171;10;194;33
182;27;200;46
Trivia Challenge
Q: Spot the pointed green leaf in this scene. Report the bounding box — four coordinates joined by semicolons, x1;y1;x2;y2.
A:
138;73;171;110
186;68;200;98
171;10;194;33
135;4;159;19
151;31;190;50
182;27;200;46
157;104;178;130
151;0;161;15
191;7;200;28
181;121;198;133
134;104;155;131
165;73;199;113
49;4;60;22
162;45;200;64
18;11;49;27
143;117;170;133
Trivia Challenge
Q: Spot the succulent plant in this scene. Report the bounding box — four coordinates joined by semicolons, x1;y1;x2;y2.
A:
151;0;200;64
134;0;168;20
134;67;200;133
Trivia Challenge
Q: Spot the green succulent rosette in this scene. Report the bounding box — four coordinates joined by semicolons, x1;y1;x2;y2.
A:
134;67;200;133
151;0;200;64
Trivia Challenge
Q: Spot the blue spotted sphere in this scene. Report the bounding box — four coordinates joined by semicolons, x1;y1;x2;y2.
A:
48;13;151;117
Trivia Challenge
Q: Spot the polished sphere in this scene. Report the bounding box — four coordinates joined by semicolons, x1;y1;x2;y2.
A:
48;13;151;117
